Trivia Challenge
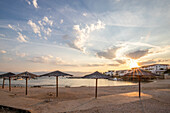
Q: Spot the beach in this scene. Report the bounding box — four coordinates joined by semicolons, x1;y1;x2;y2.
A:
0;79;170;113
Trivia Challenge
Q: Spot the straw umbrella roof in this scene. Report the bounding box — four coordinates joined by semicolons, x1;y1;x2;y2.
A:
0;72;15;78
124;69;158;77
40;70;73;77
82;71;110;79
14;71;38;78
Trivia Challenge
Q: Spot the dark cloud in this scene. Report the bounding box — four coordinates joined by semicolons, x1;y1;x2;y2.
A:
116;60;126;64
28;55;63;64
62;35;85;52
107;64;120;66
138;60;157;66
126;49;149;59
81;63;120;67
157;59;170;63
82;64;105;67
96;47;120;59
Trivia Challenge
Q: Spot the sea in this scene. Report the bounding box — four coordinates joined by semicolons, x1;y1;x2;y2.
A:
0;76;136;87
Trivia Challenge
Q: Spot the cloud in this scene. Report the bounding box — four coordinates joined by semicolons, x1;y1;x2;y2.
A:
30;55;63;64
83;13;87;16
138;60;157;66
0;33;5;37
96;47;120;59
115;0;120;2
149;45;170;54
1;50;6;54
32;0;38;8
60;19;63;24
27;20;41;37
42;16;53;26
116;60;126;64
107;64;120;66
157;59;170;63
81;63;120;67
8;24;22;31
82;64;105;67
16;52;26;57
29;16;53;39
139;59;170;66
17;32;28;43
64;20;105;52
126;49;149;59
8;24;14;30
45;28;52;36
26;0;31;5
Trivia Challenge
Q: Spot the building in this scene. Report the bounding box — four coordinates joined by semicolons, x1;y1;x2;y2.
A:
105;70;114;76
141;64;169;75
105;70;131;76
115;70;131;76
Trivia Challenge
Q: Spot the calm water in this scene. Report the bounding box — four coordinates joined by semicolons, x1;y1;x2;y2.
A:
0;76;136;87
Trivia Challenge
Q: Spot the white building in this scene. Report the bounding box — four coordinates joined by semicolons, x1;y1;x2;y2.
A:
141;64;169;75
115;70;131;76
105;70;115;76
105;70;131;76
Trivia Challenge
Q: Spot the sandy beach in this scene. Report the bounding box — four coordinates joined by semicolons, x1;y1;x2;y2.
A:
0;79;170;113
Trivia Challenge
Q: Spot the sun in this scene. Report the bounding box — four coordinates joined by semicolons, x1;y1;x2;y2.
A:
129;59;140;69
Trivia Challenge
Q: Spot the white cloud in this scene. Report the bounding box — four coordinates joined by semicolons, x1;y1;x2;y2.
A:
116;0;120;2
96;47;120;59
60;19;63;24
27;20;41;37
42;27;52;37
46;28;52;35
30;55;63;64
28;17;53;40
38;20;43;26
26;0;31;5
70;20;105;52
17;32;28;43
83;13;87;16
0;33;5;37
16;52;27;57
8;24;15;30
32;0;38;8
126;49;149;59
1;50;6;54
43;16;53;26
8;24;22;31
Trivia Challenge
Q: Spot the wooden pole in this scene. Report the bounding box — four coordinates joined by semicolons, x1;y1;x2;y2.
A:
56;76;58;97
95;78;98;99
26;78;28;95
2;78;5;89
9;77;11;91
139;76;141;98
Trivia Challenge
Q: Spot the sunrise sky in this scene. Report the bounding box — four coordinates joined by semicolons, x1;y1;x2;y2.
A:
0;0;170;73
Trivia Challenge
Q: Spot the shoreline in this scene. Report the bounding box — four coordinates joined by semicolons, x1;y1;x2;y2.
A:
0;79;170;113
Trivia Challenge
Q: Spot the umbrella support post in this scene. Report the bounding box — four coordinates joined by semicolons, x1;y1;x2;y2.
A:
139;76;141;98
56;76;58;97
9;77;11;91
26;78;28;95
2;78;5;89
95;78;98;99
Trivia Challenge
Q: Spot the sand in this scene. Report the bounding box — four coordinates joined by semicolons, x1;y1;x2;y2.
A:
0;79;170;113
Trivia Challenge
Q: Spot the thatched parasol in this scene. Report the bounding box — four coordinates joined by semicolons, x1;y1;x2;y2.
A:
124;68;158;98
14;71;38;95
0;72;15;91
83;71;110;99
124;68;158;79
40;70;73;97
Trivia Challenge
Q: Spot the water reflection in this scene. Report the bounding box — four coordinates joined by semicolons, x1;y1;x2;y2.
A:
0;76;136;87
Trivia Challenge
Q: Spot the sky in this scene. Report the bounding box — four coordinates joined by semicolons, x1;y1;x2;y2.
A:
0;0;170;73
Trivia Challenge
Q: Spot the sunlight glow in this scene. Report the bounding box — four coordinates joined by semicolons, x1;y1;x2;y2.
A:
129;59;140;68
